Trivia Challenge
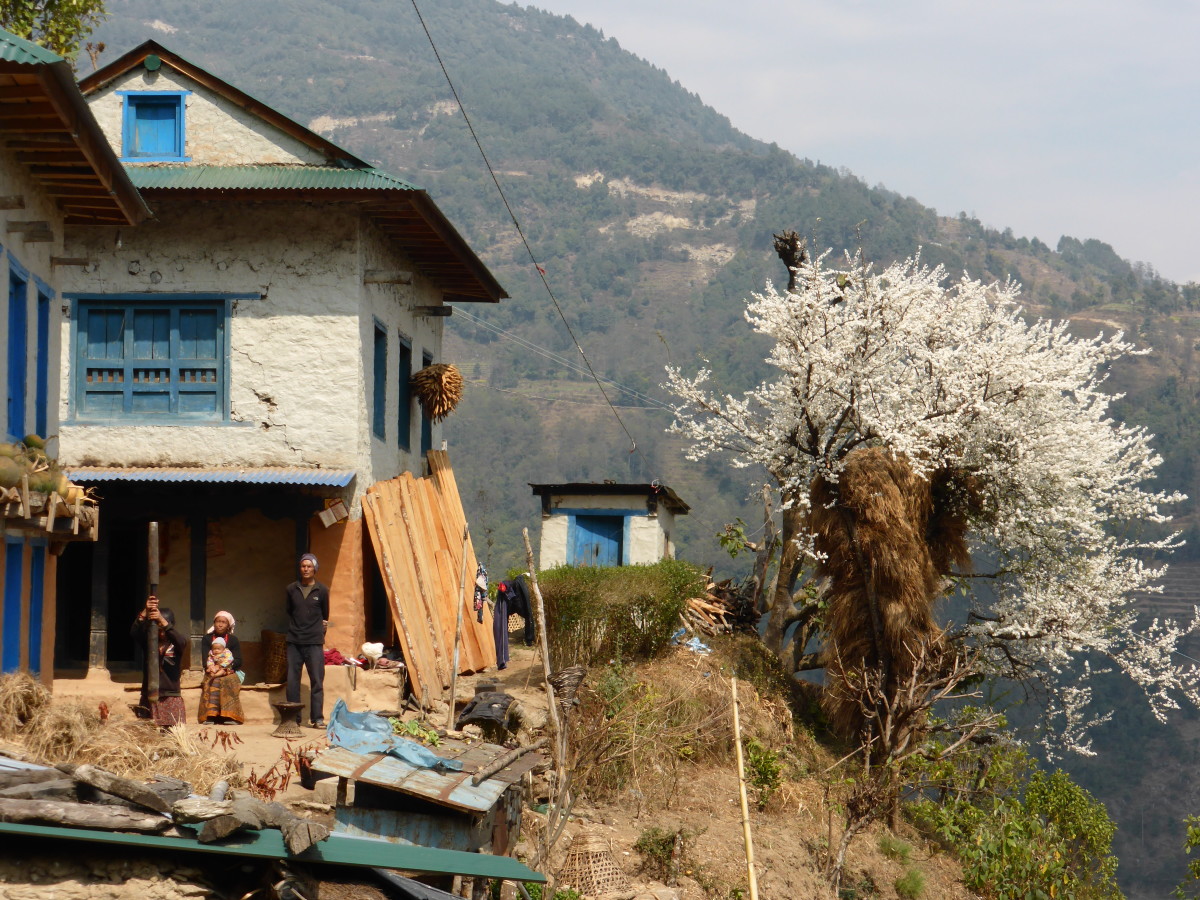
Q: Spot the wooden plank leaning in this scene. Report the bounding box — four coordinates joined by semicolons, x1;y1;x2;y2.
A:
363;489;432;704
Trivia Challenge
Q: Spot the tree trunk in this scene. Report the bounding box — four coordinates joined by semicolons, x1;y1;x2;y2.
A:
0;798;170;832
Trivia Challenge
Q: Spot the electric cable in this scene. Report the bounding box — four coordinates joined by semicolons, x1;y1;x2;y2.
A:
409;0;658;475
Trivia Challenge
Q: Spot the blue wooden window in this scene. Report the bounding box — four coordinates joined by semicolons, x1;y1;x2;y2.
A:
372;322;387;440
2;541;21;674
397;335;412;451
121;92;188;161
27;544;44;675
74;299;226;421
419;351;433;457
570;515;624;567
6;267;27;440
34;286;50;438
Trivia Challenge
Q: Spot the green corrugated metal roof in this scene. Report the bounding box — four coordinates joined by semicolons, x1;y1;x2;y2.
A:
0;821;546;882
0;28;62;65
126;164;421;191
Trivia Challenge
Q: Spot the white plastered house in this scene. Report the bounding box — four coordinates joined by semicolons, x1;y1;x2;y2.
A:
530;483;689;569
50;41;504;679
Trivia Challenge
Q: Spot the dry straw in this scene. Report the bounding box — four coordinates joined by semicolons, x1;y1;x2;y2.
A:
0;674;241;794
0;671;50;738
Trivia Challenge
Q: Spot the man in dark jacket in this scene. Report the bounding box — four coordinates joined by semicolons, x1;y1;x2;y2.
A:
286;552;330;728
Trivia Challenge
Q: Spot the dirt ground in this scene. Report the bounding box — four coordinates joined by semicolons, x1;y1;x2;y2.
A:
39;643;976;900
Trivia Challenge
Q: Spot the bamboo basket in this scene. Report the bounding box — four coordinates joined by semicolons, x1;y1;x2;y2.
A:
261;630;288;684
556;829;630;897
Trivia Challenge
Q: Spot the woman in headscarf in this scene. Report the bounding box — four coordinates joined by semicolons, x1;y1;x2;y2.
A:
130;596;187;728
198;610;245;724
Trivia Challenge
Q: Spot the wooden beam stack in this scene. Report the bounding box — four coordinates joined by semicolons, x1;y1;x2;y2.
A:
362;451;496;705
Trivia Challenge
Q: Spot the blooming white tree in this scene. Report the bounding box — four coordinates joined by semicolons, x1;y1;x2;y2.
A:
667;245;1199;755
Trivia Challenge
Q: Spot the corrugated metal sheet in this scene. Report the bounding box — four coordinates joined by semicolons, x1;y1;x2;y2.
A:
0;821;545;881
312;740;544;814
0;29;61;65
63;466;356;487
126;164;419;192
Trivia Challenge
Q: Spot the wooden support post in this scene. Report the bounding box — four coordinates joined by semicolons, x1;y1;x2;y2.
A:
189;513;207;671
87;527;109;669
146;522;160;707
732;676;760;900
446;525;470;731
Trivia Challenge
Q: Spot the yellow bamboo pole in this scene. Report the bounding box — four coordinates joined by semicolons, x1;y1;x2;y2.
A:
732;676;760;900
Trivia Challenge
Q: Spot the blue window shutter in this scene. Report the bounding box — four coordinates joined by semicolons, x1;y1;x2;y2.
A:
5;272;27;439
34;290;49;438
372;325;387;439
397;338;412;450
130;98;180;157
2;542;22;673
419;352;433;457
75;299;227;422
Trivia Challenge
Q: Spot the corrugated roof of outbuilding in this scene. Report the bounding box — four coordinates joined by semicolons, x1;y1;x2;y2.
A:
64;466;356;487
0;29;61;65
126;164;420;191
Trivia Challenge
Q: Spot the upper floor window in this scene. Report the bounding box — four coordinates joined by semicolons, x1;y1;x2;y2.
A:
73;297;227;422
120;91;189;161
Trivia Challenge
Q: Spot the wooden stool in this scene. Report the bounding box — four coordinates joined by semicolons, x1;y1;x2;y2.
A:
272;700;304;739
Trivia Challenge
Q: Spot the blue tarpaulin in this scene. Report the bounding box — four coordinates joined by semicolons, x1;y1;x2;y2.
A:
327;700;463;771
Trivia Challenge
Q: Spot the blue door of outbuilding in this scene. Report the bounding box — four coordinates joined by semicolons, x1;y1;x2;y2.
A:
570;515;623;567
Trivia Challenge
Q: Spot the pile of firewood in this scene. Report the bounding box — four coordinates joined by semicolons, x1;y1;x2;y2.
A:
681;572;762;637
0;760;328;855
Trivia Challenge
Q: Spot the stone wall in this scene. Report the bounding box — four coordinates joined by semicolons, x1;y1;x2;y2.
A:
86;66;326;166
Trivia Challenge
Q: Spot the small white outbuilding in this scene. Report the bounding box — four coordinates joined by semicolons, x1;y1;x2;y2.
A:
530;482;689;569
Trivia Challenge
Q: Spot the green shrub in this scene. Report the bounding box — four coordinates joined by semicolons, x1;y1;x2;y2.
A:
894;868;925;900
743;737;783;809
877;833;912;863
909;743;1122;900
537;560;703;668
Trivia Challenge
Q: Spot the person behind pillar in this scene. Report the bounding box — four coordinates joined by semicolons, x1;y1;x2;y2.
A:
285;552;330;728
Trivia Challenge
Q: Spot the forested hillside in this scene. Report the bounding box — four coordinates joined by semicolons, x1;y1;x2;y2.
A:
86;3;1200;893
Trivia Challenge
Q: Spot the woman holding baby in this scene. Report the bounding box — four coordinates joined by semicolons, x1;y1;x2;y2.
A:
198;610;245;724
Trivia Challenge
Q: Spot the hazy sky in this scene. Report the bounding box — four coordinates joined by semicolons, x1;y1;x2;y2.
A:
528;1;1200;283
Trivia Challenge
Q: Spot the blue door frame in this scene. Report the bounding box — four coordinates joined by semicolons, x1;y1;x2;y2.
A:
2;540;23;673
6;269;27;440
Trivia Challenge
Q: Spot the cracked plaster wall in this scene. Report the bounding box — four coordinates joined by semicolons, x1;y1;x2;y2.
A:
57;198;446;506
86;66;327;166
0;141;67;448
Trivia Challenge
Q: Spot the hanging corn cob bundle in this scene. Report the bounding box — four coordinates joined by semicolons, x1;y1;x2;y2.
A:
410;363;464;423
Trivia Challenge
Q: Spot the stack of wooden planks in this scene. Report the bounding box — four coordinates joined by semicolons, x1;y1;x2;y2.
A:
362;450;496;705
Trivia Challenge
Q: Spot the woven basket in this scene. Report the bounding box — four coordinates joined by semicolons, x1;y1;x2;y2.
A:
556;829;630;897
261;630;288;684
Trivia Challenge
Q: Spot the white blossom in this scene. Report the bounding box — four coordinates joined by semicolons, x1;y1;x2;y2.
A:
666;250;1197;754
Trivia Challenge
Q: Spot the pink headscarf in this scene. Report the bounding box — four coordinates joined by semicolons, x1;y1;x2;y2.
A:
207;611;236;634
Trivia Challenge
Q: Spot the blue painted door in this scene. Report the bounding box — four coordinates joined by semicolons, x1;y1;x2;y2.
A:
133;100;178;156
3;542;22;673
6;271;26;439
27;547;44;675
570;515;623;567
34;290;49;437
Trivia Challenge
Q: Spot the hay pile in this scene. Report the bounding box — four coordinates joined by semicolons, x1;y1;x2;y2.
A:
410;363;464;422
0;674;240;793
0;435;86;501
